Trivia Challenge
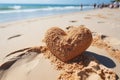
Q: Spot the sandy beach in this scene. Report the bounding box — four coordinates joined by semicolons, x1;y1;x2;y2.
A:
0;8;120;80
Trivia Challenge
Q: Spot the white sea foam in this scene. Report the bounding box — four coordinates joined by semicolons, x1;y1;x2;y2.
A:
0;5;93;23
12;5;21;10
0;6;93;14
9;5;22;10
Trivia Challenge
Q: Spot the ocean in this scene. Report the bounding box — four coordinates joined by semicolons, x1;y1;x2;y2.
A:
0;4;93;23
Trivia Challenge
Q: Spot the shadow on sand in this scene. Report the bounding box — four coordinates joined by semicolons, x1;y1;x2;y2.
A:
85;51;116;68
85;51;119;79
0;50;119;80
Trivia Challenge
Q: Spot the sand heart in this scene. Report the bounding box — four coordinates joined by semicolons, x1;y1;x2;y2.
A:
45;26;92;62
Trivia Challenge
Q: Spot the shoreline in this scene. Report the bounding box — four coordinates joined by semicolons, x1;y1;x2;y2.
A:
0;8;95;25
0;5;94;24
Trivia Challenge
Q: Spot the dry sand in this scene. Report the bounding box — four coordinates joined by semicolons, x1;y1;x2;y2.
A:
0;8;120;80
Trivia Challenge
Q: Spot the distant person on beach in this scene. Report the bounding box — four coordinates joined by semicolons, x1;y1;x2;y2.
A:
109;2;119;8
93;3;97;8
113;2;119;8
80;4;83;10
98;3;104;9
109;4;114;8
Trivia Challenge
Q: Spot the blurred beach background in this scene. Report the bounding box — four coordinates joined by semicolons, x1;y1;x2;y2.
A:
0;4;94;23
0;0;113;23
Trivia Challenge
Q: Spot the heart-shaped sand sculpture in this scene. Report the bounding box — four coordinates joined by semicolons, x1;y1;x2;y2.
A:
45;26;92;62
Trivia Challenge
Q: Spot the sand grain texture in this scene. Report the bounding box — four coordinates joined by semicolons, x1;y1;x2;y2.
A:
0;45;117;80
45;26;92;62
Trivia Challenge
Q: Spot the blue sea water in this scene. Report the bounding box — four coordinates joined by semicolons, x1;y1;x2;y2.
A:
0;4;94;23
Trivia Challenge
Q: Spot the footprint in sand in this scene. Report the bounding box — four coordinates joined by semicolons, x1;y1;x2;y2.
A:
0;26;6;29
69;20;77;23
66;25;85;30
97;21;105;23
7;34;22;40
84;16;91;19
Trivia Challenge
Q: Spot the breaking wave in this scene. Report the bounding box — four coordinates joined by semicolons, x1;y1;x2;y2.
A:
0;5;93;14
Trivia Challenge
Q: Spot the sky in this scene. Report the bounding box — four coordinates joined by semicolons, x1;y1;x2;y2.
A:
0;0;111;4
